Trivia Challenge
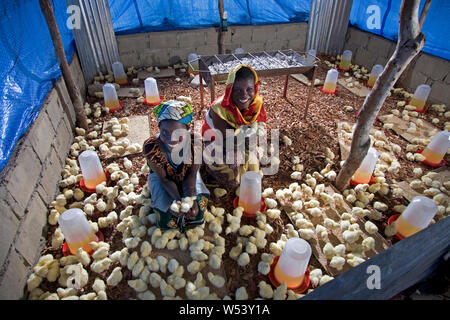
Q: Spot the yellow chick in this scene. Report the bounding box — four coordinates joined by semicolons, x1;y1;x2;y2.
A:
187;261;205;274
362;237;375;251
237;252;250;267
128;279;148;293
137;291;156;300
258;261;271;275
319;275;334;286
373;201;388;211
91;258;112;274
258;281;274;299
342;230;361;244
235;287;249;300
323;243;335;259
347;256;365;267
330;256;346;271
207;272;225;288
364;221;378;234
160;279;176;298
27;273;43;292
213;188;227;198
299;229;315;240
273;282;287;300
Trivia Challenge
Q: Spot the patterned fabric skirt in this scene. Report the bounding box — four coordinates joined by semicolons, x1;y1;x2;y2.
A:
148;171;210;231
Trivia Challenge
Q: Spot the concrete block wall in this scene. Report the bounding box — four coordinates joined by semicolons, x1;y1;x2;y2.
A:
344;27;450;105
116;23;308;68
0;53;84;299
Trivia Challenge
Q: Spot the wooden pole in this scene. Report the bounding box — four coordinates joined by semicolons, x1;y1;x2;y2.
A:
336;0;427;191
283;75;289;98
304;66;317;120
39;0;88;130
218;0;224;54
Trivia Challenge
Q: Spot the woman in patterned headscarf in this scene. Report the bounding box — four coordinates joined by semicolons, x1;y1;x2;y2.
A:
143;100;209;231
201;64;267;192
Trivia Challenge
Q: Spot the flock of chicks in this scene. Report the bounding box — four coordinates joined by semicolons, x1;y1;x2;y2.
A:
26;54;449;300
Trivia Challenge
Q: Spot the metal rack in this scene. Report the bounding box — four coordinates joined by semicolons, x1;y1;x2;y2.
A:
194;50;318;116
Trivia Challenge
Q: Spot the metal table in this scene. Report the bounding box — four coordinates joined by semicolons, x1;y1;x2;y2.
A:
194;49;318;118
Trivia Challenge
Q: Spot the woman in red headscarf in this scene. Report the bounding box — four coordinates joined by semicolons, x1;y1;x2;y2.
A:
201;64;267;192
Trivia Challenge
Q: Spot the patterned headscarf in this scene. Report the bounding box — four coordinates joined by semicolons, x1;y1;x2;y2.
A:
153;100;193;125
210;64;266;129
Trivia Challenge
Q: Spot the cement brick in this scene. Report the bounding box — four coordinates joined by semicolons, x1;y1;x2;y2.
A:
354;47;376;69
178;30;206;48
444;73;450;86
348;28;369;48
288;36;306;51
408;71;429;90
39;90;59;131
0;200;19;266
231;26;253;44
70;53;86;101
264;39;289;51
0;250;28;300
117;34;147;54
4;144;41;212
277;23;303;41
53;117;73;167
39;147;63;205
0;183;25;220
149;31;178;49
367;36;391;58
196;45;219;56
167;47;196;64
373;55;389;67
415;54;449;81
27;110;56;163
242;41;266;53
252;25;277;43
36;184;51;208
205;28;219;46
119;52;140;69
15;192;47;266
54;79;76;128
430;81;450;105
140;49;170;67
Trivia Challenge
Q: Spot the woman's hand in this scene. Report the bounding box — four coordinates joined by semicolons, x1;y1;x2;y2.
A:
168;207;183;218
186;201;199;220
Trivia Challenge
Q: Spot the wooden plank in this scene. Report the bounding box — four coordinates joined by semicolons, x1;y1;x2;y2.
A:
301;215;450;300
337;121;398;167
101;115;151;159
397;167;450;221
378;114;437;144
291;73;323;87
137;68;176;80
281;185;390;278
338;78;371;97
281;204;333;276
117;87;144;98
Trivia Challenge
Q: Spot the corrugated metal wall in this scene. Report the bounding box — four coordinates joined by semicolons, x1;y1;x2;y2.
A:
66;0;119;84
306;0;354;56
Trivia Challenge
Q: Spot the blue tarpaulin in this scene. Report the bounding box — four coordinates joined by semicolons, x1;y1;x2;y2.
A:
108;0;310;34
0;0;74;172
349;0;450;60
0;0;448;173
